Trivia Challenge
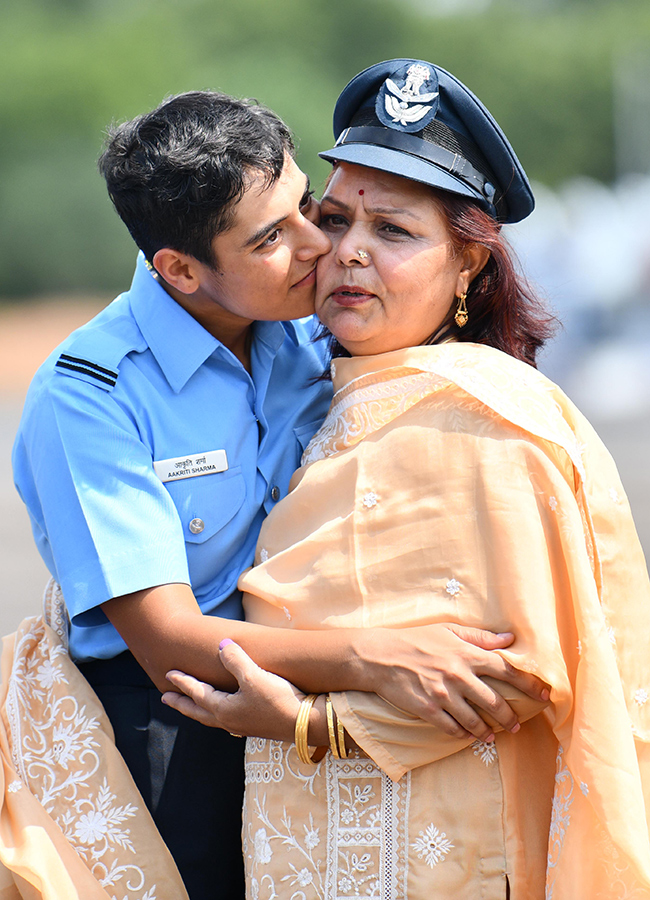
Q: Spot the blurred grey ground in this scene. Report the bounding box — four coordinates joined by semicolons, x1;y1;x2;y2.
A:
0;298;648;637
1;398;49;630
0;299;106;634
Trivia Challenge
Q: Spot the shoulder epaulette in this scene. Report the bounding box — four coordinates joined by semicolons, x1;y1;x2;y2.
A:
51;303;146;393
55;353;119;389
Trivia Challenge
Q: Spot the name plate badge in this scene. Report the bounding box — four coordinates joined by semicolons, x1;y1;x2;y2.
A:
153;449;229;483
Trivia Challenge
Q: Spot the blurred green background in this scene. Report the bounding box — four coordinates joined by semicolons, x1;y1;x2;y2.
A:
2;0;649;299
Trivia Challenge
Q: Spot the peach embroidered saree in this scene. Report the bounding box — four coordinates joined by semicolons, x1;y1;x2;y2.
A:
240;343;650;899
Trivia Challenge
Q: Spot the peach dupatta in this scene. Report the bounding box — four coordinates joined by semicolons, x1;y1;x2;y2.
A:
0;582;188;900
242;343;650;899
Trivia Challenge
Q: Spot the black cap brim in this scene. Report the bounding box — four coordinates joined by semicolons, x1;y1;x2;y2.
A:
319;141;492;211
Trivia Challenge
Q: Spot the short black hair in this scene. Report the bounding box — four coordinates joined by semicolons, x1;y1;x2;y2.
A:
98;91;295;267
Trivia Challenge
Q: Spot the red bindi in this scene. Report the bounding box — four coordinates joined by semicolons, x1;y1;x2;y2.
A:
358;189;364;195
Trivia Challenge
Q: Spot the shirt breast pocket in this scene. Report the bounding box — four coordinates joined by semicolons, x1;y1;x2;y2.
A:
165;467;246;544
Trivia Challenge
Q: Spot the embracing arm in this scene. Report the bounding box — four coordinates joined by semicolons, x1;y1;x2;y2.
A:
162;640;548;781
103;583;548;742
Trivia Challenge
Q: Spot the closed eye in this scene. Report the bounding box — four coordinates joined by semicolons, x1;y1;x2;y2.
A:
300;189;315;210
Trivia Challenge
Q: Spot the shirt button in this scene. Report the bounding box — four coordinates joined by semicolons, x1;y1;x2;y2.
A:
189;518;205;534
270;486;281;502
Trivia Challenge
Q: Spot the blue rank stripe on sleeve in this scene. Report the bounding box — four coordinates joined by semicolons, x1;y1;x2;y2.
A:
55;354;118;388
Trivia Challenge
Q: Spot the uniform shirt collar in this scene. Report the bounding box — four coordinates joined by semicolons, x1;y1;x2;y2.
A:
255;318;300;350
128;254;300;391
128;255;219;392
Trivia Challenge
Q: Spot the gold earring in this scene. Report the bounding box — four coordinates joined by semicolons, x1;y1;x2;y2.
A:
454;291;468;327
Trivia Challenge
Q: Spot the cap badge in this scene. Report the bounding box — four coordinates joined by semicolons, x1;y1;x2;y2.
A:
377;63;439;133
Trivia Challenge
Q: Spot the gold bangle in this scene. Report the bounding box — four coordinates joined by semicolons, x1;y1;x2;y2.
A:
326;694;341;759
336;711;349;760
295;694;326;765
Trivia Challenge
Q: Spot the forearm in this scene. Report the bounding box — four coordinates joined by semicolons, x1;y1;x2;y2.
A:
102;583;370;694
163;644;360;753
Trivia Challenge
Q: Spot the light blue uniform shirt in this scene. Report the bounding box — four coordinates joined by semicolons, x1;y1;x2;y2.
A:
13;255;332;661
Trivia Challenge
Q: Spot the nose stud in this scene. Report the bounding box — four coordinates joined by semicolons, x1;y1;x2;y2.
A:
357;250;370;260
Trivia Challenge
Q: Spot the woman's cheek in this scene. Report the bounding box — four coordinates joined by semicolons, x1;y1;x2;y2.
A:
314;261;334;311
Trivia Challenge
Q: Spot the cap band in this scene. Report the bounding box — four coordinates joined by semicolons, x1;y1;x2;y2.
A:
335;125;495;203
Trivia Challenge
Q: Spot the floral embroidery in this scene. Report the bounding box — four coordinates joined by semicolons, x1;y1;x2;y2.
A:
243;726;508;896
62;779;139;853
634;689;648;706
245;750;412;899
245;774;327;896
549;496;558;511
445;578;461;596
362;491;378;509
283;864;314;887
5;615;159;900
259;548;269;564
303;370;450;464
549;766;573;845
337;851;376;895
303;823;320;850
471;739;498;766
580;782;589;796
338;874;354;893
45;717;100;771
75;810;109;844
411;823;454;867
282;606;292;621
236;342;650;900
546;745;574;897
253;827;273;865
35;658;67;689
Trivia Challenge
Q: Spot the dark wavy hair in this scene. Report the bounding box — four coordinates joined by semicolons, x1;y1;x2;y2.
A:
321;185;556;369
98;91;294;268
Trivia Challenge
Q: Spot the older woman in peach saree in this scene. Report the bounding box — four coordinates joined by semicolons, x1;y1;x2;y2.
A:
166;59;650;899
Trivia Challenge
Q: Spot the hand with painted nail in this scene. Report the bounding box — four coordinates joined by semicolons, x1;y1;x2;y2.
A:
162;639;304;742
